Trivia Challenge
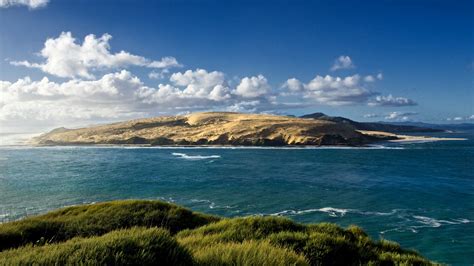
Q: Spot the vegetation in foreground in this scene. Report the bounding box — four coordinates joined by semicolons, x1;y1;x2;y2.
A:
0;200;434;265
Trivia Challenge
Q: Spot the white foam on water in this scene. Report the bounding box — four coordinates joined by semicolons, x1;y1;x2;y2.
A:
268;207;471;235
270;207;398;218
189;199;234;210
172;152;221;160
411;215;471;228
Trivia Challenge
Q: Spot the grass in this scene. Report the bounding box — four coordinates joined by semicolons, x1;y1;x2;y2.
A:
0;199;219;251
0;227;193;265
176;217;432;265
0;200;434;265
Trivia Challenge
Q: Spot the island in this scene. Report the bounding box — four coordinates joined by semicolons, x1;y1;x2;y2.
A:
31;112;456;147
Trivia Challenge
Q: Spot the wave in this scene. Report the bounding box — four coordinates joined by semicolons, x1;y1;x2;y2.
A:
410;215;470;228
268;207;471;234
172;152;221;160
189;199;233;210
269;207;397;218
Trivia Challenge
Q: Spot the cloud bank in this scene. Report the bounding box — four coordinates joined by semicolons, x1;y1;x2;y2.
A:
2;32;422;133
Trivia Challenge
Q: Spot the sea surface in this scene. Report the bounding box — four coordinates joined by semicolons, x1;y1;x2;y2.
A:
1;131;473;264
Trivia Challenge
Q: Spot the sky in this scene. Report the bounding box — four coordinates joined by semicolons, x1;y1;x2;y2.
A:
0;0;473;133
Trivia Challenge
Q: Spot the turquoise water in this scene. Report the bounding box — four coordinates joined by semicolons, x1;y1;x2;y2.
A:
1;132;473;264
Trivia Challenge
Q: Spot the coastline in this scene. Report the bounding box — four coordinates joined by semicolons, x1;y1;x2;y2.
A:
357;130;467;143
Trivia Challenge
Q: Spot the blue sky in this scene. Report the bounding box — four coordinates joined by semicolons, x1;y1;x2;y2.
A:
0;0;473;132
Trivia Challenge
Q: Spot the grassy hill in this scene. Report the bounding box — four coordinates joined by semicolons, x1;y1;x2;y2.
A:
0;200;434;265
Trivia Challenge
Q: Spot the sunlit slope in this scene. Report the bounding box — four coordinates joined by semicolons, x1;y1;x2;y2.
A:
32;112;392;146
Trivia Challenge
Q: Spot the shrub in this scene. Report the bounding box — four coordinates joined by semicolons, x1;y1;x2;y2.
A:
0;227;193;265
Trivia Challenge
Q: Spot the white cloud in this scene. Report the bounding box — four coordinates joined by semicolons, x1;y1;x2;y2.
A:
0;70;141;103
234;75;270;98
363;113;378;118
368;94;417;107
364;73;382;82
283;78;303;92
385;111;417;121
330;55;354;71
226;100;261;113
168;69;231;101
446;115;474;121
0;0;48;8
148;69;170;80
283;74;375;105
364;75;375;82
0;67;280;133
10;32;180;79
0;71;150;132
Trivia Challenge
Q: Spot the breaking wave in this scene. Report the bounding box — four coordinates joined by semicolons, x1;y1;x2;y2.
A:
268;207;471;233
172;152;221;160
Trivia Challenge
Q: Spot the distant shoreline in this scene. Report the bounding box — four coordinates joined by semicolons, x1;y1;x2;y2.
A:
357;130;467;143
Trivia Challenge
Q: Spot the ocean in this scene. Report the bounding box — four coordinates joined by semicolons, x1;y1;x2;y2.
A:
0;131;473;264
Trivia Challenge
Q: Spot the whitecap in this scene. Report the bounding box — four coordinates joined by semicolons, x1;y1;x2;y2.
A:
270;207;354;217
172;152;221;160
315;207;350;217
412;215;442;227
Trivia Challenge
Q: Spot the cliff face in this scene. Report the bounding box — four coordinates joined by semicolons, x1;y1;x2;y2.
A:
31;112;393;146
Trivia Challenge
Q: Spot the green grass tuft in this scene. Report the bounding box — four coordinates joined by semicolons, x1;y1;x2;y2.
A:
193;240;308;266
0;227;193;265
0;199;219;251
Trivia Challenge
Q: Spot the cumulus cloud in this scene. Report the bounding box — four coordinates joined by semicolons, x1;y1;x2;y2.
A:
330;55;354;71
385;111;417;121
283;78;303;92
283;74;376;105
368;94;417;107
0;70;150;131
234;75;270;98
169;69;231;101
446;115;474;121
10;32;181;79
139;70;275;108
0;0;48;8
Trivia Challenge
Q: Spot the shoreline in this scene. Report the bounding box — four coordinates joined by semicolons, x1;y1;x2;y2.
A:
357;130;467;143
